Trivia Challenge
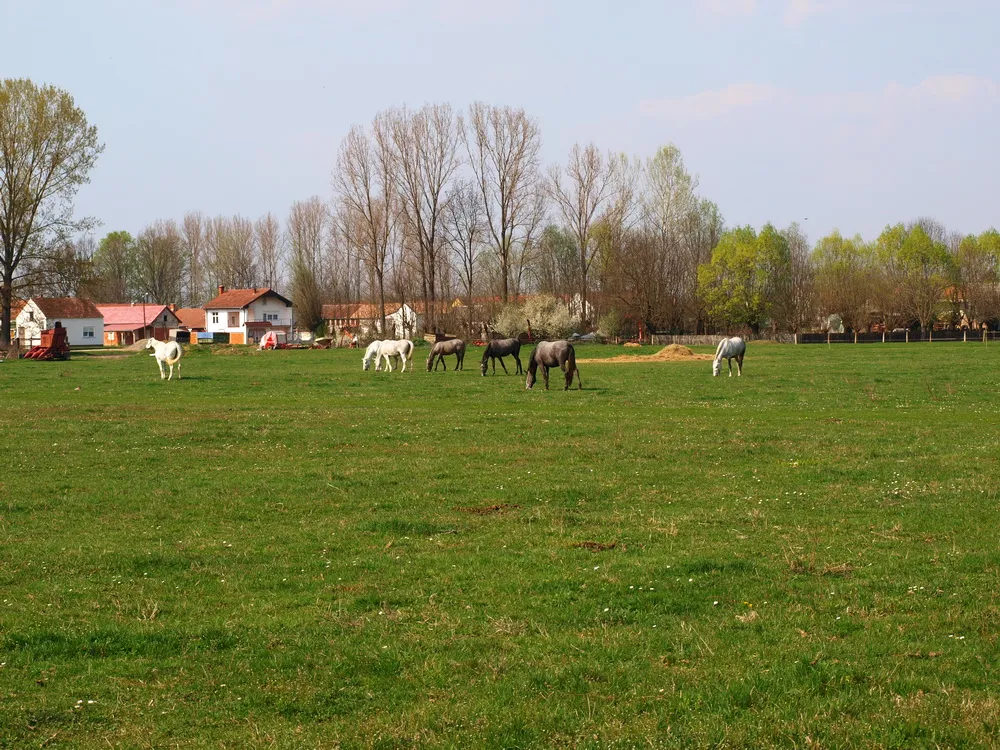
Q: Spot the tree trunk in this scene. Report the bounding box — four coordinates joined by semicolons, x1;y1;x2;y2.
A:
1;267;13;347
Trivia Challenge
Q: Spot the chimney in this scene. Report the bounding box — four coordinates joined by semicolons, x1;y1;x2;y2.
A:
168;303;176;312
218;285;225;296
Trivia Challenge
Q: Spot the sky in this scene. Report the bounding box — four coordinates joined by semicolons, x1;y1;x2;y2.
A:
2;0;998;244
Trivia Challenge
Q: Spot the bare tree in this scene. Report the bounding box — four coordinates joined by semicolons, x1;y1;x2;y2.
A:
548;143;617;326
254;213;283;290
135;220;184;303
385;104;461;332
0;79;103;345
206;215;257;290
443;179;484;336
286;197;326;274
182;212;206;305
334;120;396;334
464;103;542;302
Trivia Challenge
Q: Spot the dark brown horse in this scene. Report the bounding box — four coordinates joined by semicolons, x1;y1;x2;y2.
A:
480;338;523;376
426;338;466;371
526;340;582;391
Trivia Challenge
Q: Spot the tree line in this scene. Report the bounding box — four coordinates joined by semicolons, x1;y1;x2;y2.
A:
3;78;998;346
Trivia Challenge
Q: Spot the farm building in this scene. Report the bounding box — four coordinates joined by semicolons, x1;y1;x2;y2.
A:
15;297;104;348
203;286;293;345
322;302;427;340
97;303;180;346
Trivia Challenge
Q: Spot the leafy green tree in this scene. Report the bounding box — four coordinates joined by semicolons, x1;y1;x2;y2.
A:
697;223;790;334
872;223;952;332
0;79;103;345
813;230;873;331
953;229;1000;327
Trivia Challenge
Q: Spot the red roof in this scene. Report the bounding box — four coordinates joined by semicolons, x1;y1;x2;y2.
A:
204;287;291;310
97;303;176;331
31;297;102;319
175;307;206;329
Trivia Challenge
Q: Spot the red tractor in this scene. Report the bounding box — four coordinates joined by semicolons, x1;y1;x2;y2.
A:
24;325;71;360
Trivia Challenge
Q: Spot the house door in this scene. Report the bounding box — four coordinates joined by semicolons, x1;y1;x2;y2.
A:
228;312;239;328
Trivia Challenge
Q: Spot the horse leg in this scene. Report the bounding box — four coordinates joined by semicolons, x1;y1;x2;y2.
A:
167;362;174;381
515;355;523;375
440;355;447;371
177;360;182;380
728;358;733;377
157;359;166;379
543;365;550;390
737;354;743;377
498;357;509;375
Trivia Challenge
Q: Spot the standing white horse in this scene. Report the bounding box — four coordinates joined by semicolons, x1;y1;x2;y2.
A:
713;336;746;377
146;338;183;380
363;339;414;372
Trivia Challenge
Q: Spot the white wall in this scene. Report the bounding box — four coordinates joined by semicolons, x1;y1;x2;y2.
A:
248;298;292;327
205;308;245;334
14;302;103;346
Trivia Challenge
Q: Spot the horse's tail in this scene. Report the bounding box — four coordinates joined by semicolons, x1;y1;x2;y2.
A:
568;345;582;390
165;343;183;366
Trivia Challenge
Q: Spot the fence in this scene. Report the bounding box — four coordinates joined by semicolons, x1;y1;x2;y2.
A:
798;329;1000;344
650;333;796;346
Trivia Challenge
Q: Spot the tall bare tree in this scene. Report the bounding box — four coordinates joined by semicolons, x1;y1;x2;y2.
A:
334;120;396;334
464;103;542;303
548;143;617;326
135;220;184;303
385;104;461;332
0;79;103;345
255;213;283;290
443;179;484;336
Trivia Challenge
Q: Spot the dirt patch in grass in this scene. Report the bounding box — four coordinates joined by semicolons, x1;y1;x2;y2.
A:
454;503;520;515
212;346;261;356
578;344;713;364
571;540;618;552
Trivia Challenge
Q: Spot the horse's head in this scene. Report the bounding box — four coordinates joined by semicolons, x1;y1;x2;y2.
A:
712;358;721;377
480;359;488;377
145;338;155;350
525;368;536;390
426;352;435;372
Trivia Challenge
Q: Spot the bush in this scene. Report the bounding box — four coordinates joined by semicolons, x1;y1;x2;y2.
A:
597;309;624;338
492;295;579;339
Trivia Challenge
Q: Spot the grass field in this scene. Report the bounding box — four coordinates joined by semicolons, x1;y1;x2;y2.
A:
1;341;999;748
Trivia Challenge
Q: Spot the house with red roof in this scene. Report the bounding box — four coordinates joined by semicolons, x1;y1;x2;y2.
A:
15;297;104;348
174;307;206;332
96;303;180;347
203;286;293;345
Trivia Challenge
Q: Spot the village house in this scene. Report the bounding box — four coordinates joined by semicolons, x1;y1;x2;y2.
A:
15;297;104;348
96;303;180;347
203;286;293;345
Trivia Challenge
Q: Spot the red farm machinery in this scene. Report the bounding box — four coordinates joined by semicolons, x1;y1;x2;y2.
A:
23;326;71;360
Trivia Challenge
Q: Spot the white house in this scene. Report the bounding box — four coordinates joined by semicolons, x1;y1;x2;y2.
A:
203;286;293;345
15;297;104;348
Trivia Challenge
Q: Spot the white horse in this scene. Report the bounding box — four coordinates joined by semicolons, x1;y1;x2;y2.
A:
146;338;183;380
375;339;414;372
713;336;746;377
362;341;384;371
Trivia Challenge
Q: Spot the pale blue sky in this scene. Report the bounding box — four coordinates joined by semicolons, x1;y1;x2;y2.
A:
3;0;997;243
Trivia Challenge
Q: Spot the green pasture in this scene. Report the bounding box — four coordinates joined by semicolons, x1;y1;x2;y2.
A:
0;341;998;748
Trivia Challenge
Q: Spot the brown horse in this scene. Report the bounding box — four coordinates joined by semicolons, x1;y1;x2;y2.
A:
426;338;466;371
526;340;582;391
480;338;523;376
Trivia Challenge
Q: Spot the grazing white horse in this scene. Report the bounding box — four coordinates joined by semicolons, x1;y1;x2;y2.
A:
362;341;384;371
146;338;183;380
713;336;746;377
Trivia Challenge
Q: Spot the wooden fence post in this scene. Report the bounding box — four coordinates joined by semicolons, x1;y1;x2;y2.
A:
906;330;909;343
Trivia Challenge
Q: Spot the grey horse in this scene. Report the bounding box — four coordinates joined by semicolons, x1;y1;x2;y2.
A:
526;340;582;391
480;338;523;376
426;338;466;371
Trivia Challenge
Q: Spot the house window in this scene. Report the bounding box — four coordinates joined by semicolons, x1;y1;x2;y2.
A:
228;312;239;327
263;313;279;322
212;312;219;324
83;326;95;339
28;311;34;322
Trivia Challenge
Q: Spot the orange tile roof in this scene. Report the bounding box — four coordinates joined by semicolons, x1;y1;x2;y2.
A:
175;307;206;329
32;297;102;319
203;288;291;310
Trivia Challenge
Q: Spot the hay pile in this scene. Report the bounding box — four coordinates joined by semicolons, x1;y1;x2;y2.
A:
578;344;713;364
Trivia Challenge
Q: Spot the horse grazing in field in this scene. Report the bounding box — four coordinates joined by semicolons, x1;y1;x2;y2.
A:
426;338;466;372
364;339;414;372
526;340;582;391
146;338;183;381
480;338;523;376
712;336;746;377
